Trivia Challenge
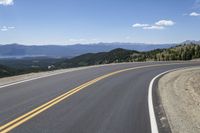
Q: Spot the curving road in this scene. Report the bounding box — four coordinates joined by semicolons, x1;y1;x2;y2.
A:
0;61;200;133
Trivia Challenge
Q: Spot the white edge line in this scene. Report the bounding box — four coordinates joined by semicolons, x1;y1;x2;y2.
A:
0;62;177;89
0;62;142;89
0;65;102;89
1;62;197;130
0;70;74;89
148;66;199;133
0;62;191;89
148;70;171;133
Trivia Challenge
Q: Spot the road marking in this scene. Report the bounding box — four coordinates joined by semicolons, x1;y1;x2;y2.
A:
0;65;104;89
0;62;191;133
147;66;196;133
148;71;171;133
0;62;140;89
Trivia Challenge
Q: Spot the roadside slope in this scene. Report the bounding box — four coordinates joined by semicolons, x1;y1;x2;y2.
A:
158;67;200;133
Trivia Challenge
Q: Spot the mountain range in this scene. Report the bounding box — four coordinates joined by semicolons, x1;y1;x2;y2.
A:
0;43;176;58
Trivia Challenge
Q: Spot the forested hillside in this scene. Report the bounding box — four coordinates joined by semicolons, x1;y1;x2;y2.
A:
154;44;200;61
129;44;200;61
56;48;138;68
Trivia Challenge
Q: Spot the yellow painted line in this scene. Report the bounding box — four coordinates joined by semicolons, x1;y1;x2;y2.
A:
0;63;188;133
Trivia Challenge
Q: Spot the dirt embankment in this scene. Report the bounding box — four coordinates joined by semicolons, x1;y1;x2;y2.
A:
159;67;200;133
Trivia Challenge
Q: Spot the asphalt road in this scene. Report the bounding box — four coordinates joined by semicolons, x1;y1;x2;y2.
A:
0;61;200;133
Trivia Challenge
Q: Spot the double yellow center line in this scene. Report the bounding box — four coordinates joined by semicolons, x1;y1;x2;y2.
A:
0;63;183;133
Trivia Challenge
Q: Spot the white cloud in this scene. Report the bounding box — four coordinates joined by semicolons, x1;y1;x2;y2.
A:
1;26;8;31
155;20;175;26
132;19;175;30
0;0;14;6
189;12;200;16
132;23;149;28
0;26;15;31
143;25;164;30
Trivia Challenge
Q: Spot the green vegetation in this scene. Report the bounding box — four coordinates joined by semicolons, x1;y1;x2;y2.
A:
56;48;138;68
155;44;200;61
0;58;65;78
0;44;200;78
129;44;200;61
0;65;17;78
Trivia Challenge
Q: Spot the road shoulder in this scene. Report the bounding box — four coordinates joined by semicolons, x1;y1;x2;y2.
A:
0;65;104;87
158;67;200;133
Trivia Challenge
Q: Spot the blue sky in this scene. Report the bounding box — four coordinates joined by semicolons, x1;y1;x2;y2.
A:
0;0;200;45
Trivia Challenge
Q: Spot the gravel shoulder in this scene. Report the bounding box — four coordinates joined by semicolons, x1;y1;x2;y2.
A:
159;67;200;133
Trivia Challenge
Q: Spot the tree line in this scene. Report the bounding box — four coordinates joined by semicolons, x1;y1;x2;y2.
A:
131;44;200;61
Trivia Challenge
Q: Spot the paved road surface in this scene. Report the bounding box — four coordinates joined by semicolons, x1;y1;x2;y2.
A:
0;62;199;133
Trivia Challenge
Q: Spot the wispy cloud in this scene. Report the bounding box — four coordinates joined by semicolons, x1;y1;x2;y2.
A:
0;0;14;6
132;23;149;28
143;25;165;30
132;19;175;30
0;26;15;31
189;12;200;16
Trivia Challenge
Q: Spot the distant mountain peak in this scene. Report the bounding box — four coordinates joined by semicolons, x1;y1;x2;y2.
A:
182;40;200;44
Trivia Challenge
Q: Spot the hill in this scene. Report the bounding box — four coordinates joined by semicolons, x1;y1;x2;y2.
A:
56;48;138;68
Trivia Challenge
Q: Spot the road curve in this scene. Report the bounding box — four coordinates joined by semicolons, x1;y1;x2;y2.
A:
0;61;200;133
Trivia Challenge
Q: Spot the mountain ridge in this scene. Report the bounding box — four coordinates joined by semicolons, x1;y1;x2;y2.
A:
0;42;175;58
